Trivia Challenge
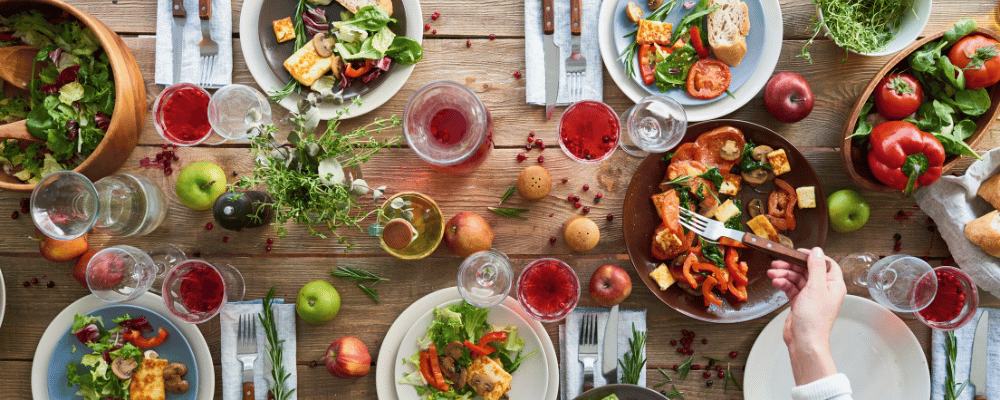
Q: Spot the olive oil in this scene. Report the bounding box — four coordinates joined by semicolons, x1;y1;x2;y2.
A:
378;192;444;259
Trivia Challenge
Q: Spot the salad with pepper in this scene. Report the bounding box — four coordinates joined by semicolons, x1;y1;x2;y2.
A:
0;10;115;183
66;313;169;400
398;302;536;400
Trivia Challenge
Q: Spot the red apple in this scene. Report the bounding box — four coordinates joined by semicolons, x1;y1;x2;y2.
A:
325;337;371;378
443;212;495;257
764;72;814;123
73;249;100;289
588;265;632;307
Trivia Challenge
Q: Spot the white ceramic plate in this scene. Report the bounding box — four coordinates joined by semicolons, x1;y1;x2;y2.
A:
239;0;422;120
376;287;559;400
394;299;547;399
598;0;782;121
743;295;930;399
0;265;5;329
30;293;215;400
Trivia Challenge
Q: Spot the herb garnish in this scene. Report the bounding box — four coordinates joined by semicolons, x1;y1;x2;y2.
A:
697;167;724;188
330;266;388;302
699;237;726;268
800;0;912;61
723;363;742;392
943;331;969;400
269;0;308;102
619;323;647;385
618;0;679;78
654;368;685;399
676;355;694;380
499;186;516;205
260;287;295;400
487;206;530;220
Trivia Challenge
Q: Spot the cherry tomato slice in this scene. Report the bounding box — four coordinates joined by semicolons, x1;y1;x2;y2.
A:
686;59;731;99
689;26;709;58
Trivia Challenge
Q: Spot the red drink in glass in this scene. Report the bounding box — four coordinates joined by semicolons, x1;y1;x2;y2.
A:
915;266;979;331
162;260;231;323
558;101;620;163
153;83;213;146
516;258;580;322
404;81;494;174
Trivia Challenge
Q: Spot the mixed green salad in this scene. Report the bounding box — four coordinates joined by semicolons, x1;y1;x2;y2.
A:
65;314;148;400
398;301;536;400
0;10;115;183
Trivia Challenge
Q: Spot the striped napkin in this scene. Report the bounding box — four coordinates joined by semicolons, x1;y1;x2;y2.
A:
560;307;647;400
931;308;999;399
220;300;297;400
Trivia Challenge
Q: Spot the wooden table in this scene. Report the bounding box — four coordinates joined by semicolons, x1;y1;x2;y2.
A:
3;0;1000;398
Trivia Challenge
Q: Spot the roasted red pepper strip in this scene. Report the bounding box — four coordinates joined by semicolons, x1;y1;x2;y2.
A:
681;252;700;289
693;263;727;294
767;179;798;231
689;26;709;58
702;276;724;307
729;283;748;302
718;237;747;248
427;344;450;391
123;327;168;349
419;350;434;384
477;331;507;349
638;44;655;86
464;339;495;356
725;247;739;270
867;121;946;196
344;59;374;78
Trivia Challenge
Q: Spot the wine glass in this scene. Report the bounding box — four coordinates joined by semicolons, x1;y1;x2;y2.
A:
457;249;513;308
86;245;158;303
145;243;188;277
516;258;580;322
618;95;688;157
31;171;168;240
161;260;246;324
206;84;272;143
403;80;494;174
840;253;938;312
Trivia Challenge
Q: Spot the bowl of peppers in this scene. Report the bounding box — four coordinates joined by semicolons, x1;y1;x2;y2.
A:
841;20;1000;195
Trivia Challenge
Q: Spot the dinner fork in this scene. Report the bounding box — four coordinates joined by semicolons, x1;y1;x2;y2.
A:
237;314;258;400
578;313;598;392
564;0;586;100
677;207;822;268
197;0;218;87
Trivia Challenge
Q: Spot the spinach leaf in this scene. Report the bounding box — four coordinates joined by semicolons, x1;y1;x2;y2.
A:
699;237;725;269
737;140;770;172
935;132;979;158
697;167;723;188
341;36;382;60
953;119;977;140
498;349;538;373
335;5;395;31
385;37;423;65
669;0;719;46
936;55;966;91
654;44;698;91
944;18;978;44
846;99;875;141
942;88;991;117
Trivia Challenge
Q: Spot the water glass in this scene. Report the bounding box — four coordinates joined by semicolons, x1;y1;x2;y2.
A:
30;170;99;241
87;245;157;303
403;81;494;174
866;255;937;313
92;174;168;237
457;249;513;308
619;95;687;157
161;260;245;324
207;84;272;142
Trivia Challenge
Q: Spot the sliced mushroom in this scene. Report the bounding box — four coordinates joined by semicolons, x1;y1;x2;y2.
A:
720;140;741;161
443;341;464;360
648;0;663;10
163;362;190;394
111;357;138;380
746;199;765;218
752;145;774;161
312;33;335;57
438;356;467;389
776;234;794;249
469;373;494;396
742;168;774;186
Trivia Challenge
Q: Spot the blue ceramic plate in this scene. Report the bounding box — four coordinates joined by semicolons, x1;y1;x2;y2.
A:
612;0;766;105
46;304;198;399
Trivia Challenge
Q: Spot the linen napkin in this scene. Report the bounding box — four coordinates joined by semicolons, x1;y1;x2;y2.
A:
931;308;1000;400
560;307;647;400
220;300;298;400
524;0;603;105
154;0;233;87
913;147;1000;298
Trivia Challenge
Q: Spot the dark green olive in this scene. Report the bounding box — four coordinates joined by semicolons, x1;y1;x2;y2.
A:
213;191;274;231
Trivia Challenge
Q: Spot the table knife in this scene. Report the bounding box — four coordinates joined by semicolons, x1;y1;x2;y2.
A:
602;304;619;384
171;0;186;84
970;312;989;400
542;0;560;120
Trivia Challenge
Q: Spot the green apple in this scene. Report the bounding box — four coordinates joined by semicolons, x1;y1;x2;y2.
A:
827;189;870;233
175;161;228;211
296;280;341;325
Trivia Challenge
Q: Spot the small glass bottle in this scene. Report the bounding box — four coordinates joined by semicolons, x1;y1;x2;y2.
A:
377;192;444;259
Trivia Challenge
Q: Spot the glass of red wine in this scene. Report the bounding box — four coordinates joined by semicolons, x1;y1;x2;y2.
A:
558;100;620;163
516;258;580;322
161;259;246;324
914;266;979;331
403;80;494;174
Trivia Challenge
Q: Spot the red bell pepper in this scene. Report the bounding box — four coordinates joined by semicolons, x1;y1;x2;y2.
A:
478;331;507;348
419;350;434;384
689;27;709;58
345;59;374;78
867;121;945;196
718;237;747;248
464;339;495;356
638;44;655;86
702;276;724;307
123;328;168;349
681;252;700;289
693;263;727;294
427;344;450;391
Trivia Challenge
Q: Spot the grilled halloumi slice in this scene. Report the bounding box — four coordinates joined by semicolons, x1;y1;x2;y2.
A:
130;353;168;400
284;42;333;87
637;19;673;46
468;355;512;400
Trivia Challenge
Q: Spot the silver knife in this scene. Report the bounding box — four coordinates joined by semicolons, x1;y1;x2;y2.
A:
171;0;186;84
970;311;989;400
602;304;619;384
542;0;560;120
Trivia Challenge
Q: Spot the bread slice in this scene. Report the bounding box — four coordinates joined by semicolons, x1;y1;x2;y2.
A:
284;42;333;86
966;210;1000;257
706;0;749;67
978;174;1000;209
335;0;393;17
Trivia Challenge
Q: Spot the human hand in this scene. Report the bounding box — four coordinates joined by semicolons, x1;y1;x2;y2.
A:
767;247;846;385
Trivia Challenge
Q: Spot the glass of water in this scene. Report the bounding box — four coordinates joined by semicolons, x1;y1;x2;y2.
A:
619;95;688;157
457;249;513;308
841;253;938;312
87;245;158;303
206;84;272;143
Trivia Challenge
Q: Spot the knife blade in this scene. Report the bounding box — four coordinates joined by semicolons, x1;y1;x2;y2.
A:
970;311;989;399
542;0;560;120
602;304;619;384
171;0;186;84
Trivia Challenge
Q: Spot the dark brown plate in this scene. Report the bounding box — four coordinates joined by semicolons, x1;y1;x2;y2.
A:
572;384;668;400
622;120;829;323
257;0;410;99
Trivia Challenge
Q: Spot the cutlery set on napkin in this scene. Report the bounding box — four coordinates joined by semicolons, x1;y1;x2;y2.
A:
560;306;647;400
220;300;298;400
154;0;232;87
525;0;603;118
932;308;999;399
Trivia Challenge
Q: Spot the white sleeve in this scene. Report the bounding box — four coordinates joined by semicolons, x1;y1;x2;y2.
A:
790;373;854;400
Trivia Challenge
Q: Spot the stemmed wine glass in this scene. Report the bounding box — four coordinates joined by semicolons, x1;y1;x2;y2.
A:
31;171;167;240
161;260;246;324
457;249;513;308
618;95;688;157
839;253;937;312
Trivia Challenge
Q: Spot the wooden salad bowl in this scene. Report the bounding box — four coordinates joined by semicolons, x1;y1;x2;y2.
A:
0;0;145;192
841;26;1000;193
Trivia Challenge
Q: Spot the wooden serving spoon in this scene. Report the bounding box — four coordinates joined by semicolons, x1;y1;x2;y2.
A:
0;46;39;91
0;120;43;143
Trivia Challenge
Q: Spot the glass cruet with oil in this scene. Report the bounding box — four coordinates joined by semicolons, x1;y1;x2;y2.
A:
375;192;444;259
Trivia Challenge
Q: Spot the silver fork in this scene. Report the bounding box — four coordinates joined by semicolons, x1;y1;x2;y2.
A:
564;0;586;100
578;313;598;393
677;207;820;268
197;0;218;87
237;314;258;399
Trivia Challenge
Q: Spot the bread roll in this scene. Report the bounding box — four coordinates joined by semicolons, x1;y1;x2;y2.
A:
966;210;1000;257
706;0;749;67
978;174;1000;209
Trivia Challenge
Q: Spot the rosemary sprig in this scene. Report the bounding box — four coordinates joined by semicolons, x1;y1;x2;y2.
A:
619;323;646;385
723;363;742;392
330;266;388;302
269;0;308;101
663;174;693;186
676;355;694;380
654;367;684;398
259;287;295;400
617;0;678;78
487;206;529;220
499;186;516;205
944;331;969;400
357;283;379;303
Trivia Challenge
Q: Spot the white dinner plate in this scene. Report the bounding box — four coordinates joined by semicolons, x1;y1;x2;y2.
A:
376;287;559;400
598;0;782;121
743;295;930;399
394;299;547;399
0;265;6;330
31;293;215;400
239;0;422;120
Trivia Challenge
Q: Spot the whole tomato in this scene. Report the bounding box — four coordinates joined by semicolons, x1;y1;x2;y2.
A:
874;73;923;120
325;337;371;378
948;34;1000;90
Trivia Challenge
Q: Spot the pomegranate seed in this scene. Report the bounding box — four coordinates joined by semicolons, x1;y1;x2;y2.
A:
672;365;679;371
716;365;724;372
692;364;701;370
537;155;544;163
676;348;685;354
222;236;229;243
165;167;173;175
536;139;543;146
596;192;603;199
466;39;471;48
702;371;712;379
561;177;569;183
602;136;610;143
517;153;527;162
539;144;546;151
31;278;38;285
729;351;739;358
573;195;580;202
606;214;614;221
47;281;55;288
22;281;29;287
687;349;695;355
432;11;440;19
265;245;272;252
205;222;213;230
681;330;689;335
513;71;522;79
549;236;557;244
567;195;575;202
548;213;554;217
11;211;18;220
161;143;169;149
582;206;590;214
528;137;534;144
525;143;533;151
574;201;582;209
718;370;725;378
267;238;274;245
529;131;535;137
424;24;430;31
309;360;318;368
702;338;708;344
432;29;437;34
582;184;589;191
489;33;496;40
